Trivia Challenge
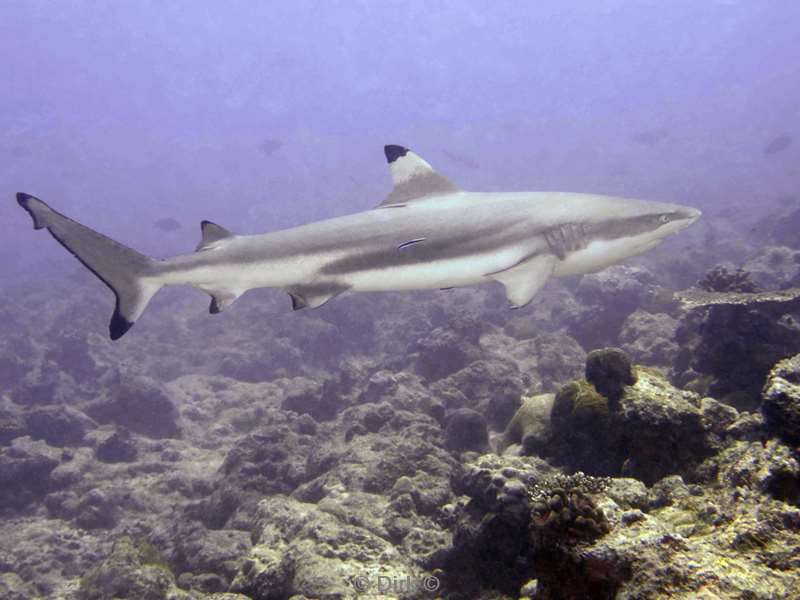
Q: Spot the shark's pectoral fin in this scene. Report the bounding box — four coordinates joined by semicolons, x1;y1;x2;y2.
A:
487;254;556;308
286;283;349;311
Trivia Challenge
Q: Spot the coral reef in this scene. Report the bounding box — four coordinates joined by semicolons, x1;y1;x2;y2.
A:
619;310;679;368
2;256;800;600
564;266;666;350
674;284;800;404
548;355;722;484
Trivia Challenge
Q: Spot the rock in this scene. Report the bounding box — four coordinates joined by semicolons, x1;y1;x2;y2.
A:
78;536;185;600
218;340;302;382
619;310;679;368
444;454;604;597
0;337;33;387
186;410;318;529
86;375;180;439
10;363;76;406
414;325;482;381
95;428;139;463
44;489;81;520
435;358;526;430
769;209;800;250
674;292;800;405
567;266;662;349
0;437;61;511
762;353;800;445
744;246;800;291
281;377;347;422
715;439;800;505
500;394;554;456
527;331;586;391
448;450;800;600
444;408;489;453
549;368;714;485
0;572;40;600
25;405;96;447
230;495;424;599
76;489;118;530
0;409;26;446
43;330;98;381
166;525;251;591
584;347;637;408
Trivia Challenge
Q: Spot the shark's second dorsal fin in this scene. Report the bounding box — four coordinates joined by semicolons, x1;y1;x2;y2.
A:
378;145;460;207
196;220;234;251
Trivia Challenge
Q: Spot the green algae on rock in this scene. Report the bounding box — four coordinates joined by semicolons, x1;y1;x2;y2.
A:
552;379;609;422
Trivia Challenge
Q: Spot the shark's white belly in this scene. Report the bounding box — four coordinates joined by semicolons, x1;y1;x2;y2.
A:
344;247;525;292
554;235;661;277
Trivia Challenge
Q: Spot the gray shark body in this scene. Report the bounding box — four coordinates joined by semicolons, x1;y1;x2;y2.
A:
17;145;700;339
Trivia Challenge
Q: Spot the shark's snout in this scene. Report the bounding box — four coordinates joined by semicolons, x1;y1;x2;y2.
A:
685;207;702;224
670;205;702;230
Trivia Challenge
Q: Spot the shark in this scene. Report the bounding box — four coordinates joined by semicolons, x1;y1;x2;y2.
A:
16;144;701;340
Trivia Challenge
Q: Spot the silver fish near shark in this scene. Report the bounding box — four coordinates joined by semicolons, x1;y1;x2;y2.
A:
16;145;701;340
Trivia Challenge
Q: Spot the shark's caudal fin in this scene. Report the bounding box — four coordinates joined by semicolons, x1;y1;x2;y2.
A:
16;193;162;340
378;145;460;207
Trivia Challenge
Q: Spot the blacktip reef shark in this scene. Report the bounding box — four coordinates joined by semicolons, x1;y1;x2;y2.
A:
17;145;701;340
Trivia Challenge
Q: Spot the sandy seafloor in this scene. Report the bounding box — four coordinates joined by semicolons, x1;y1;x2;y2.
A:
1;235;800;600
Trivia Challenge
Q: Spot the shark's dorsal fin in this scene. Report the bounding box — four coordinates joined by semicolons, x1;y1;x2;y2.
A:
378;145;460;207
196;220;234;251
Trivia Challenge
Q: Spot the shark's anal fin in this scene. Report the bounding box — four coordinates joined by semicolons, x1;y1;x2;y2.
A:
487;254;556;308
286;283;349;311
196;220;235;252
378;145;459;207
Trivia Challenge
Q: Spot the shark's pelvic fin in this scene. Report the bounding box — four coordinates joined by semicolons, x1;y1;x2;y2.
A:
208;289;241;314
378;145;459;207
16;193;162;340
487;254;556;308
286;283;349;310
196;220;235;252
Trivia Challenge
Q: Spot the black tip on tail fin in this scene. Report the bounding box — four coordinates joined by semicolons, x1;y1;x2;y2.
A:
110;305;135;340
384;145;409;164
16;192;161;341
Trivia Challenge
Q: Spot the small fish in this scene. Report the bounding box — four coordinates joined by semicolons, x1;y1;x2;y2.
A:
153;217;181;232
764;135;792;155
631;128;670;146
260;138;283;156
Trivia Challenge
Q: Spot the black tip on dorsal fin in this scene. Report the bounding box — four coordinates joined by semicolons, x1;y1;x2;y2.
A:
197;220;234;251
384;145;409;164
201;220;233;239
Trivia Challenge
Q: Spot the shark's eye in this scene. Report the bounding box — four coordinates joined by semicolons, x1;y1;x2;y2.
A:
659;214;670;224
